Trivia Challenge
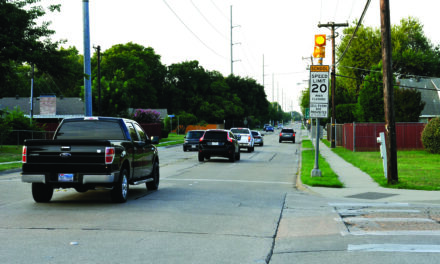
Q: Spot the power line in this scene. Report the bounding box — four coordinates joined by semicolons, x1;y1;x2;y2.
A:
162;0;226;60
190;0;228;41
336;0;371;65
336;74;440;91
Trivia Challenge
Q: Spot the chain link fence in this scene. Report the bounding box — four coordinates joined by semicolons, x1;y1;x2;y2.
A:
0;130;55;146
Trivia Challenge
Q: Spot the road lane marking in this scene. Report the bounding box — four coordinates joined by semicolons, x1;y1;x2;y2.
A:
344;217;435;223
348;244;440;252
350;230;440;236
162;178;292;185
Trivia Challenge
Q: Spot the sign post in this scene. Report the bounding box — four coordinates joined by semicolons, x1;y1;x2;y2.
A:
309;65;329;177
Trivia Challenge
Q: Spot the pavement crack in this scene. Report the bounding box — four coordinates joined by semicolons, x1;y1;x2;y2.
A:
266;192;287;264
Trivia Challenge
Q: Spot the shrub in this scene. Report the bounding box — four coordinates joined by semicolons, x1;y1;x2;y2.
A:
421;117;440;154
132;109;161;123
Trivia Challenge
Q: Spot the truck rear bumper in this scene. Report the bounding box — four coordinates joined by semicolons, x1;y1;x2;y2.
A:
21;173;117;184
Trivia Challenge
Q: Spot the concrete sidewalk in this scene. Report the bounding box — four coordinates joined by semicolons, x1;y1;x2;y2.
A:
299;130;440;204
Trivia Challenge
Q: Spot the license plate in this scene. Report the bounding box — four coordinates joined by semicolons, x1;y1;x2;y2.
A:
58;173;74;182
210;142;219;146
192;144;197;148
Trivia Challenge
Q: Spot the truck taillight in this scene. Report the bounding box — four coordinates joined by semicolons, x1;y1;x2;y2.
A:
279;133;282;136
248;136;251;142
105;147;115;164
199;136;204;142
22;146;27;163
227;134;233;143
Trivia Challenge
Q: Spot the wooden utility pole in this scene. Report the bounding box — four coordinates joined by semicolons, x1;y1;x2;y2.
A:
318;22;348;148
380;0;398;183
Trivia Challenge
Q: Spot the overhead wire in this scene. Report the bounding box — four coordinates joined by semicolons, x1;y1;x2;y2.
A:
162;0;227;60
190;0;228;41
336;0;371;65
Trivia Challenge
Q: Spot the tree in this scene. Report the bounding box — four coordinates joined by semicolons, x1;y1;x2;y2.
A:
0;0;61;96
95;42;166;116
356;64;384;122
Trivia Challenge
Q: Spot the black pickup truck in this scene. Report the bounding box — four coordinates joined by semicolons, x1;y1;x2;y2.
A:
21;117;160;203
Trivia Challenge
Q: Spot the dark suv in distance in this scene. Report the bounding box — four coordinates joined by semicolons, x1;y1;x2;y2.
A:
198;129;240;162
183;130;205;151
279;128;296;143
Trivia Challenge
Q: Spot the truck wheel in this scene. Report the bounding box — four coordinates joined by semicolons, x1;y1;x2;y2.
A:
198;152;204;162
32;183;53;203
147;161;160;191
235;150;240;161
111;169;129;203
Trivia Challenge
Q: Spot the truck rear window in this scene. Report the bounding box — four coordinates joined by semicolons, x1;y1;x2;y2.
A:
55;121;125;140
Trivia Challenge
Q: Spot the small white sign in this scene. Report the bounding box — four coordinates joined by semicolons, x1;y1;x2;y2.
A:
310;104;328;118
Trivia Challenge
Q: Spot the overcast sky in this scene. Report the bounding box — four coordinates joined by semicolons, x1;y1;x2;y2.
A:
39;0;440;112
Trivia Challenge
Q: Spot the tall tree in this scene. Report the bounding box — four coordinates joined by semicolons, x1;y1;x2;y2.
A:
95;42;166;116
0;0;61;97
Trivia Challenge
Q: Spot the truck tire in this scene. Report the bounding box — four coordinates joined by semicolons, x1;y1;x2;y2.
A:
32;183;53;203
229;150;236;162
111;169;129;203
146;161;160;191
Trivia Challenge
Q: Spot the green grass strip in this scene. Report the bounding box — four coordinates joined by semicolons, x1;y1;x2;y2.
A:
300;140;343;188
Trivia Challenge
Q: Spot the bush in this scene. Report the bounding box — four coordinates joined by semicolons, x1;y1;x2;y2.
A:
421;117;440;154
132;109;161;123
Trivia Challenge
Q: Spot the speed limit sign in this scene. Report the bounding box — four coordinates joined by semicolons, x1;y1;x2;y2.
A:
309;65;329;118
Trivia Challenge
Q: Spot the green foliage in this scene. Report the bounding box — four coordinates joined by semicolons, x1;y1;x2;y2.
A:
177;111;198;134
421;117;440;154
394;87;425;122
0;107;43;145
0;0;62;96
96;42;166;117
335;104;356;123
356;64;384;122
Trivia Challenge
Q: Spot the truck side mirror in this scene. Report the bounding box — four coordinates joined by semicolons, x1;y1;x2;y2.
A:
151;136;160;145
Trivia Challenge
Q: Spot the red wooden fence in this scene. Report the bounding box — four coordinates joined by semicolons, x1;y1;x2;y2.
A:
342;123;425;151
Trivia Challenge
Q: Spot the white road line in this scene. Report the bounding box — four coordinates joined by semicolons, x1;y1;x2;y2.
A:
348;244;440;252
350;230;440;236
329;202;409;207
162;178;292;185
344;217;435;223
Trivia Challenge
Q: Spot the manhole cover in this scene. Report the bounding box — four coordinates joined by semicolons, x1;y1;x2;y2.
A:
346;192;398;200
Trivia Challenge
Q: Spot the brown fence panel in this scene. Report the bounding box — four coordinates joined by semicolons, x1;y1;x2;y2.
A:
342;122;425;152
139;123;162;139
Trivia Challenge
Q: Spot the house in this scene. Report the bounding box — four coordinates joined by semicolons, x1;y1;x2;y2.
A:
399;78;440;123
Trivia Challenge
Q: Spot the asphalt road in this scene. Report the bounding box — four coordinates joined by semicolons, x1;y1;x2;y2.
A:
1;124;440;264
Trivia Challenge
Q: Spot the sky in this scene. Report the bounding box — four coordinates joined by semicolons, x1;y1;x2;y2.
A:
38;0;440;113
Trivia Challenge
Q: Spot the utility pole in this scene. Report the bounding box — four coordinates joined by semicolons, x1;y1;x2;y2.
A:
96;45;101;116
83;0;93;116
318;22;348;148
380;0;398;184
230;5;240;75
30;64;34;125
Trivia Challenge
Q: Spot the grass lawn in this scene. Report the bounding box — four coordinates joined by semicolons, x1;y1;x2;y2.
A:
157;133;185;147
300;139;343;188
0;145;22;171
323;139;440;191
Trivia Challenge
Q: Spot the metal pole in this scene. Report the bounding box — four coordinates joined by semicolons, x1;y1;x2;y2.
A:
83;0;93;116
30;64;34;125
97;45;101;116
230;5;233;75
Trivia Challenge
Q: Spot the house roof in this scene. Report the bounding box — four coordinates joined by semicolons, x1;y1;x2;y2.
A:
399;78;440;117
0;97;84;118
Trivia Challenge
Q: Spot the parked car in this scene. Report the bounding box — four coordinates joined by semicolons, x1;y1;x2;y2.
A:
183;130;205;151
251;130;264;146
230;127;255;152
198;129;240;162
263;124;271;131
279;128;295;143
265;125;274;132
